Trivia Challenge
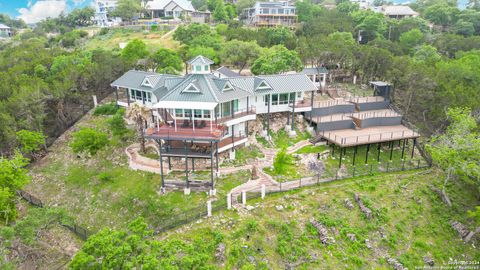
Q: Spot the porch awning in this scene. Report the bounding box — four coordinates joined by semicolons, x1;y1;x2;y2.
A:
153;101;218;110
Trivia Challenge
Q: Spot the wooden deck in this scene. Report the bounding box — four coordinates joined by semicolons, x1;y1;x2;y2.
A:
320;125;420;147
146;123;225;141
350;109;400;120
306;113;353;124
160;136;247;158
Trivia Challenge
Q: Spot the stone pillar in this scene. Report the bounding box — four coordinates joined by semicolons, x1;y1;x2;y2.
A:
261;184;266;199
92;95;98;107
207;200;212;217
242;191;246;206
227;193;232;210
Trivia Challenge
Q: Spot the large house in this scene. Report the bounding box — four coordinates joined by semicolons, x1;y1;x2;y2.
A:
145;0;196;20
379;5;419;19
111;55;317;193
93;0;121;27
0;24;12;38
241;1;297;27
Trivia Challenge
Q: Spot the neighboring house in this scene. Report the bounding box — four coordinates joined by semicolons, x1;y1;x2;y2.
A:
190;10;211;23
242;1;297;27
379;5;419;19
145;0;195;20
212;66;240;79
297;67;328;89
111;55;317;193
0;24;11;38
93;0;121;27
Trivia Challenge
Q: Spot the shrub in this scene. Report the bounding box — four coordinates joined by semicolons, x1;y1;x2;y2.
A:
108;110;129;139
16;129;45;154
98;172;113;182
150;24;158;31
99;27;109;35
93;103;119;116
70;128;109;156
273;148;294;175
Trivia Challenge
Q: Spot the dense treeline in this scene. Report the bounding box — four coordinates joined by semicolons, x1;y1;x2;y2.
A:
0;37;127;155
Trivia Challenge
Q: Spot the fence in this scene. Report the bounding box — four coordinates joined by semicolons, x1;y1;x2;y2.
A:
16;189;91;240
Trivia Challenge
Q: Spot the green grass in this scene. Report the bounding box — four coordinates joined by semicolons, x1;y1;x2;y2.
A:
27;113;249;231
84;27;179;52
295;144;328;154
160;169;480;269
271;128;312;149
222;145;265;167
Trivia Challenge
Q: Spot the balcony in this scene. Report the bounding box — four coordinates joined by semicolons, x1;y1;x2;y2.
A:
159;134;248;157
146;120;226;141
288;99;312;112
217;106;256;125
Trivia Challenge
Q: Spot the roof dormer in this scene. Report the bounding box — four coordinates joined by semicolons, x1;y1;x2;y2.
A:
141;77;153;88
187;55;214;74
222;82;234;92
182;82;201;93
255;80;272;91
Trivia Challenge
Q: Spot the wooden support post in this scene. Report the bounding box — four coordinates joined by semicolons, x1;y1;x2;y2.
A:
365;144;370;164
126;88;130;106
115;87;119;107
184;141;189;189
267;94;271;136
168;156;171;170
377;143;381;162
331;144;335;156
158;140;165;190
401;139;406;159
210;141;214;189
192;157;195;172
411;138;416;158
310;90;314;119
291;93;296;131
338;147;343;169
353;145;357;166
389;141;394;161
215;142;219;173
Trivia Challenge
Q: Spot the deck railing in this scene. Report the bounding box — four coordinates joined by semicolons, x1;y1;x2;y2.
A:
346;96;385;104
217;106;256;123
146;124;226;140
352;110;400;120
322;129;419;146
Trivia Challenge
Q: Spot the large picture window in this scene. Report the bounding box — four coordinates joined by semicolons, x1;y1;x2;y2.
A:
279;93;289;105
194;109;202;118
175;109;183;118
271;94;278;105
203;110;211;119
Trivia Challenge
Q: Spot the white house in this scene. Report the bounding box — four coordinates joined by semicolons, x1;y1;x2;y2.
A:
145;0;195;20
0;24;12;38
93;0;122;27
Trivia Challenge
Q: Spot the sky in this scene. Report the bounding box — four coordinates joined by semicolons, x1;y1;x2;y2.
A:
0;0;92;24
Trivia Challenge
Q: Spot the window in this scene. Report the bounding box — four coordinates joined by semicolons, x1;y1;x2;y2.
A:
215;106;220;117
297;92;302;98
175;109;183;118
203;110;211;119
147;92;152;102
204;65;209;71
194;109;202;118
271;94;278;105
264;95;270;106
279;93;289;105
195;65;202;71
233;100;239;112
289;92;295;102
221;102;231;117
184;110;192;118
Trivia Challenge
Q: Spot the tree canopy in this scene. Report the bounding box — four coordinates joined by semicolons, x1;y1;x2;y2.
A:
251;45;303;75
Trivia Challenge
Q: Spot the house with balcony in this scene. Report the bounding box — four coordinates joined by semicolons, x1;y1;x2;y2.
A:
145;0;196;20
241;1;297;27
93;0;121;27
111;55;317;194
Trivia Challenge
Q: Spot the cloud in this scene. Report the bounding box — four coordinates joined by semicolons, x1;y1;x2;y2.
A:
71;0;86;6
17;0;68;24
